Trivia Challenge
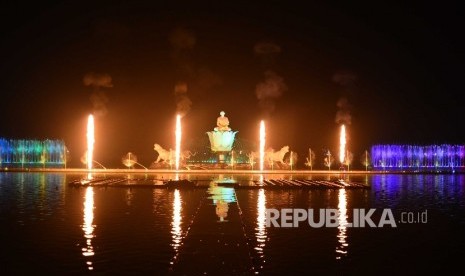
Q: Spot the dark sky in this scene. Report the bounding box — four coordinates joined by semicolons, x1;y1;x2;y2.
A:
1;1;463;168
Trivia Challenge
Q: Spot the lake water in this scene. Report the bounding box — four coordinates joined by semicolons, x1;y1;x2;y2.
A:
1;172;464;274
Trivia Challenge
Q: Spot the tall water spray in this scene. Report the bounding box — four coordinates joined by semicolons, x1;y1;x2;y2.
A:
339;124;346;164
175;114;181;170
87;115;95;170
259;120;265;171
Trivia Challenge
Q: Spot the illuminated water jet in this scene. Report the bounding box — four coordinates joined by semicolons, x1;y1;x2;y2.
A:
230;150;234;169
175;115;181;170
122;152;148;170
259;120;265;171
290;151;293;170
339;124;346;164
87;115;95;171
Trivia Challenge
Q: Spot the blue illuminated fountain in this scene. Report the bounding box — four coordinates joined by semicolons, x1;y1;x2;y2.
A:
0;138;67;168
371;144;465;172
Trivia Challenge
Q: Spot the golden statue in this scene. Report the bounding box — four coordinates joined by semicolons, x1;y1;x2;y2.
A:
214;111;231;131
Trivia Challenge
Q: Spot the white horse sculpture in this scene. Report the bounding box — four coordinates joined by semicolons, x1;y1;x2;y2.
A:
250;146;290;164
153;144;196;163
154;144;173;163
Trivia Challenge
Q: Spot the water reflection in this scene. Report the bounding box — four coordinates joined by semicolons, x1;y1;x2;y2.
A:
207;183;236;222
336;188;348;260
126;188;134;206
255;189;267;262
82;187;95;270
171;189;182;253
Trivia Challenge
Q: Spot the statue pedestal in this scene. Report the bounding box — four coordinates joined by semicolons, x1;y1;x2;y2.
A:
206;130;238;152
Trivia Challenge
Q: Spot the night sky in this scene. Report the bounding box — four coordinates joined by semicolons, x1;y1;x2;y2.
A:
1;1;463;168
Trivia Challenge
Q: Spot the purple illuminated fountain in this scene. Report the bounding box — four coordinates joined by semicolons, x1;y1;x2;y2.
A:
371;144;465;172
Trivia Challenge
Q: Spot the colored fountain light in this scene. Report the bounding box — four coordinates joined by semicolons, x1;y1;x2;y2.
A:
339;124;346;164
175;114;181;170
260;120;265;171
87;115;95;171
0;138;67;168
371;144;465;171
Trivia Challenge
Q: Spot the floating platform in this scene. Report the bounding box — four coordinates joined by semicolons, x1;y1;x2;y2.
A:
255;179;368;189
69;177;368;189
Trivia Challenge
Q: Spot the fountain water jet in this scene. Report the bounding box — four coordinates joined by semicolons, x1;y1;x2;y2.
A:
87;115;95;170
175;115;181;170
86;115;95;179
339;124;346;164
122;152;148;170
259;120;265;171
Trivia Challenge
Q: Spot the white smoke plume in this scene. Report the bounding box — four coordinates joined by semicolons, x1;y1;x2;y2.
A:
83;73;113;88
335;97;352;125
332;71;357;125
83;72;113;116
255;70;287;114
254;42;281;55
174;82;192;117
169;27;196;50
254;41;281;68
332;71;357;86
169;28;196;116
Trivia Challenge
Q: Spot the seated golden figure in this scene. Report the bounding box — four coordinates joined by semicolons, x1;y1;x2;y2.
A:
214;111;231;131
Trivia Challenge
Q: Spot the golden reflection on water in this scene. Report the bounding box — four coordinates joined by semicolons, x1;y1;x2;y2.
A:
82;187;95;270
126;188;134;206
255;189;267;263
171;189;182;254
336;188;348;259
207;183;237;222
215;200;229;222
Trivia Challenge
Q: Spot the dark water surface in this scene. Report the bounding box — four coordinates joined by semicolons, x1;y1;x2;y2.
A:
1;173;464;275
